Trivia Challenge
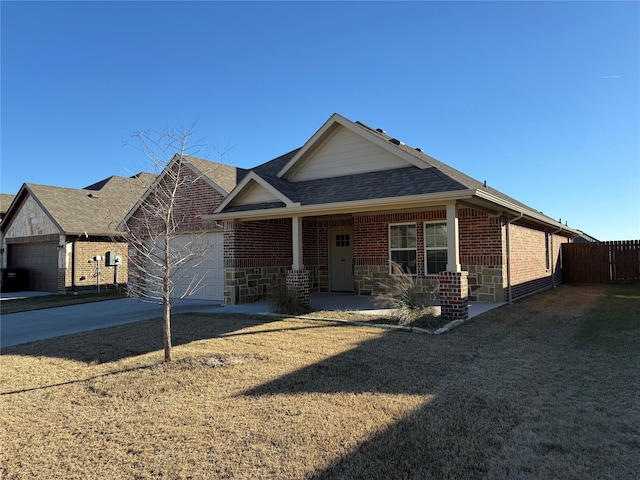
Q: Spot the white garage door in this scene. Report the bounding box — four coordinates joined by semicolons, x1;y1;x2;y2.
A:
144;232;224;302
172;232;224;302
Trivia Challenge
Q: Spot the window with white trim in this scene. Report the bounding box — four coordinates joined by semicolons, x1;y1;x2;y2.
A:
424;222;448;275
389;223;417;274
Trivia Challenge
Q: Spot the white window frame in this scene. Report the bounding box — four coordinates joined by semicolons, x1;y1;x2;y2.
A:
388;223;417;275
424;221;448;275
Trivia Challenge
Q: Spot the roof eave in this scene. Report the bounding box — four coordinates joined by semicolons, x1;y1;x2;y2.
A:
204;189;476;221
475;189;582;236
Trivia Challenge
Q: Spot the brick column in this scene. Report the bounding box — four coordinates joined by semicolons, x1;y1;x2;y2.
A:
439;271;469;320
286;269;310;306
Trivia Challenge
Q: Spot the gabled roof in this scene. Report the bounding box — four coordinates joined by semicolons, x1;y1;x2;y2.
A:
276;113;429;180
2;174;155;236
211;114;582;236
182;155;248;195
121;154;248;228
0;193;16;215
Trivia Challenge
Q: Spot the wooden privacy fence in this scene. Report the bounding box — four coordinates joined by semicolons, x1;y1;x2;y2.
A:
562;240;640;284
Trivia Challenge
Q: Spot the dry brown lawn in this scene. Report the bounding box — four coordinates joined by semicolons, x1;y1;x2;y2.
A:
1;284;638;479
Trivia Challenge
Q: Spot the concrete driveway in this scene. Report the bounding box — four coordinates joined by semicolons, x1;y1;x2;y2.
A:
0;296;274;349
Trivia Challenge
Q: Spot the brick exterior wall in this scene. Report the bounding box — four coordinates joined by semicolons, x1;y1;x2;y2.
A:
223;207;571;306
459;208;507;302
223;219;292;304
69;240;130;292
508;223;568;299
353;210;444;296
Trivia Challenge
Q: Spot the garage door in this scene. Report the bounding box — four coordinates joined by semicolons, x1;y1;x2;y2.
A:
144;232;224;302
8;242;59;292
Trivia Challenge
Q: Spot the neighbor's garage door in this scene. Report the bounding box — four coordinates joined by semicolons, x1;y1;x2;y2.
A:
145;232;224;302
8;242;59;292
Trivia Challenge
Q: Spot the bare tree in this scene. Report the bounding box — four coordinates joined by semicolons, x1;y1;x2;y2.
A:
121;126;222;362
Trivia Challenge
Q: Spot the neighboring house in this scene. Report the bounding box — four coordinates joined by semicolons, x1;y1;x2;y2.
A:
0;193;17;289
122;155;246;302
572;231;599;243
201;113;582;319
0;194;16;223
1;174;155;293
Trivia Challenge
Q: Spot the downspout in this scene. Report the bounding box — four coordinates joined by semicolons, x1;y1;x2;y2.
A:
505;212;523;305
550;225;564;288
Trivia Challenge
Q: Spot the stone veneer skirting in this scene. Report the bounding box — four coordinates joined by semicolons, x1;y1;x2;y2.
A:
224;266;288;305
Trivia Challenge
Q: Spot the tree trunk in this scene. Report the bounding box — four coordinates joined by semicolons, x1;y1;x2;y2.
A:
163;234;172;362
163;296;172;362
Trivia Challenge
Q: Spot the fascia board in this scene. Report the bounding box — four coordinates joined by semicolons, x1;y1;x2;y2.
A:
276;113;429;179
475;189;582;236
205;189;476;221
213;172;298;213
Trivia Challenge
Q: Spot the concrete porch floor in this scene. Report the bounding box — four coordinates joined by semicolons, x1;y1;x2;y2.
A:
222;292;505;320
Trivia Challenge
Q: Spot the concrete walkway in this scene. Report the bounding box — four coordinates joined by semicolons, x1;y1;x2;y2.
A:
0;292;504;348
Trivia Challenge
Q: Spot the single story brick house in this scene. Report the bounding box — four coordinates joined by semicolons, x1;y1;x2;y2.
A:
1;173;155;293
200;113;582;319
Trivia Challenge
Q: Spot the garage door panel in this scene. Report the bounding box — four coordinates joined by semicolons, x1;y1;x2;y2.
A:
8;242;59;292
144;233;224;302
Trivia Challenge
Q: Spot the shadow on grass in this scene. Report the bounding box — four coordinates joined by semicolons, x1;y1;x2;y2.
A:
242;328;521;478
1;313;294;364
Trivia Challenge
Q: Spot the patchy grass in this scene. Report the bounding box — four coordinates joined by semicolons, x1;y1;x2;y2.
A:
1;285;638;479
0;291;124;314
575;284;640;350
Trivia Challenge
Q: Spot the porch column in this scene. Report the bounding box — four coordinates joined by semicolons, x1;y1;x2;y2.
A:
291;215;303;271
440;202;468;320
287;215;310;306
445;201;461;272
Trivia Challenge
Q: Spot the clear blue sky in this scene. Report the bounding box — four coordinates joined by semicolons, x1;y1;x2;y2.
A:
2;1;638;240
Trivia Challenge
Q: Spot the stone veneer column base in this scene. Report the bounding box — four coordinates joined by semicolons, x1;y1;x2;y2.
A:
439;271;469;320
286;269;310;306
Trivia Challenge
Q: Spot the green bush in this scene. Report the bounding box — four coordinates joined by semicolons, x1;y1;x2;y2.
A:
269;285;311;316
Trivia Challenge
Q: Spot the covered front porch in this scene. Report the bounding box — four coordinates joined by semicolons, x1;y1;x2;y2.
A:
221;201;473;320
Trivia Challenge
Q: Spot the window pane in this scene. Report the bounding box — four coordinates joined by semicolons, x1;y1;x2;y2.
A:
390;224;416;249
425;222;447;248
426;250;448;274
391;250;417;274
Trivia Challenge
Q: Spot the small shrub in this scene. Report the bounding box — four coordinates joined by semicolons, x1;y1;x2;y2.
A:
269;285;311;316
376;263;440;326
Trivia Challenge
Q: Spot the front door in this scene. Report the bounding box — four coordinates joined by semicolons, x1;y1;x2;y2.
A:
330;229;354;292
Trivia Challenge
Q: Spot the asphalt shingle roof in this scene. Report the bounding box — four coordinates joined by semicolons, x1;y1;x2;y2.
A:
21;174;155;236
229;118;545;217
0;194;16;214
182;156;248;194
